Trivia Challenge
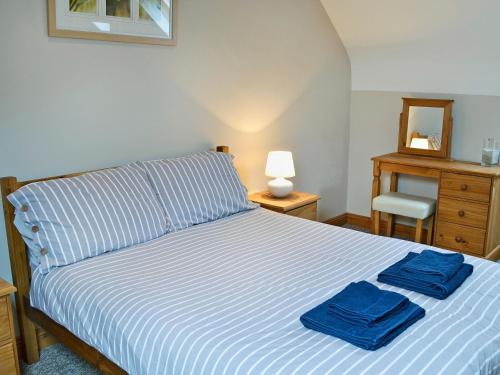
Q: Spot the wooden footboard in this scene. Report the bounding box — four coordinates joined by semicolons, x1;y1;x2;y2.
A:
25;299;126;375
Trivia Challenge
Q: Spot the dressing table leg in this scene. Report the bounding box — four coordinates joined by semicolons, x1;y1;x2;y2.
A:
386;214;394;237
415;219;424;243
426;215;434;245
374;211;380;235
385;172;398;237
390;173;399;192
371;161;381;234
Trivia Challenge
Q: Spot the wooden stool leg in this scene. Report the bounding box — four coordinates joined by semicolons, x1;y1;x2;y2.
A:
415;219;424;243
373;211;380;235
386;213;394;237
370;161;381;234
426;215;434;245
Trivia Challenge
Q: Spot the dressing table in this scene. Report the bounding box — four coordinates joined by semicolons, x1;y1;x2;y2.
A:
371;98;500;260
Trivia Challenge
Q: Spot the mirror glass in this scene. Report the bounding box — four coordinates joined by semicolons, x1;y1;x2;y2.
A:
406;106;444;151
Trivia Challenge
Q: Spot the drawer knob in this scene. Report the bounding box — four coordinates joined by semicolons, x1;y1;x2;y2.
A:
455;236;466;244
460;184;468;191
458;210;465;217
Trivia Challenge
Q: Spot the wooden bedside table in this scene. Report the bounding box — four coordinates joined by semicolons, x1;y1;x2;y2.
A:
0;279;19;375
249;191;320;221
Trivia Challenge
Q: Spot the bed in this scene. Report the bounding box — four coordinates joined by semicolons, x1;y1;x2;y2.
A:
1;147;499;375
25;208;499;375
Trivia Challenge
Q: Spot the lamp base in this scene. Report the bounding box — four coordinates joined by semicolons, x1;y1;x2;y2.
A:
268;178;293;198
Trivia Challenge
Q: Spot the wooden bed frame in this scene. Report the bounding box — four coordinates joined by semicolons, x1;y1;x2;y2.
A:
0;146;230;375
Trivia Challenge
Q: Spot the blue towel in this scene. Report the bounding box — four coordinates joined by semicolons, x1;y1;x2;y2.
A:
378;252;473;300
301;295;425;351
328;281;409;327
400;250;464;283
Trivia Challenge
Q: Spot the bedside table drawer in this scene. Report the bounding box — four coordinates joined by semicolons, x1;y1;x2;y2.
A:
249;191;320;221
0;342;17;375
0;298;11;342
286;203;317;221
437;197;489;229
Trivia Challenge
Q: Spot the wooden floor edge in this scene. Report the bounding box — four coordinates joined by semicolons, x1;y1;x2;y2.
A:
323;213;348;226
324;212;428;240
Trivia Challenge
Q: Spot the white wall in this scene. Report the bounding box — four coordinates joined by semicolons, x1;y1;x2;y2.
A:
0;0;351;283
347;91;500;217
321;0;500;96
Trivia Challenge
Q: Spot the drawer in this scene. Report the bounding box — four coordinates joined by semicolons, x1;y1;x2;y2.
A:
0;298;11;343
286;203;317;221
0;342;17;375
440;172;491;203
435;221;485;255
437;197;489;229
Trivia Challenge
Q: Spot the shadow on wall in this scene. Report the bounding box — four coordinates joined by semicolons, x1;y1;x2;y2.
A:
170;58;318;134
175;60;350;211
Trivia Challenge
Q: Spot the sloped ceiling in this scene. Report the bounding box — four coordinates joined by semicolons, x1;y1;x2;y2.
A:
321;0;500;96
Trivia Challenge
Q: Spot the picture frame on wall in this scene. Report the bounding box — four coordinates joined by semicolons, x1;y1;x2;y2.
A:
48;0;176;46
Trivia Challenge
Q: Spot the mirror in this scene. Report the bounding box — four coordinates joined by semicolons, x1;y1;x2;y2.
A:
407;107;444;151
398;98;453;159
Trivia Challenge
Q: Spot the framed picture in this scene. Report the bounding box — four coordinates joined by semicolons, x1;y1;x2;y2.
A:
48;0;176;46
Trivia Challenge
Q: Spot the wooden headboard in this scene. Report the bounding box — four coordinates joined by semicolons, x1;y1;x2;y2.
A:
0;145;230;364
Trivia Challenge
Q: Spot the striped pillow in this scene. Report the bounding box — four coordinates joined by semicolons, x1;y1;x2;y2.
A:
8;164;169;274
142;151;257;231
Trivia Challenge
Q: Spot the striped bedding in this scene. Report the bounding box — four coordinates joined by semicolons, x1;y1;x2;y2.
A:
141;152;257;231
30;208;500;375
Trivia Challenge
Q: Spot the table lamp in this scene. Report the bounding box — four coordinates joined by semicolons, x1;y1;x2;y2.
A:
265;151;295;197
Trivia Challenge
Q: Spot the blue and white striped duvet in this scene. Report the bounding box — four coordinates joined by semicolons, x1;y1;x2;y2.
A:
31;208;500;375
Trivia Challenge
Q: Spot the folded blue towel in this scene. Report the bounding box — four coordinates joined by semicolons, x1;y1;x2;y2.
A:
378;252;473;300
301;295;425;351
328;281;409;327
400;250;464;283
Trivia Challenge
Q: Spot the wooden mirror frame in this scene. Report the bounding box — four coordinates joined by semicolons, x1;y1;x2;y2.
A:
398;98;454;159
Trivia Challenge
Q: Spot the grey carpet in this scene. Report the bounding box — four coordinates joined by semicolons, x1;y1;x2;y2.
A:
22;344;101;375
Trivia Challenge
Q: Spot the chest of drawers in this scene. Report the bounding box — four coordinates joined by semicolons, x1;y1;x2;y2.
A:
0;279;19;375
435;172;500;257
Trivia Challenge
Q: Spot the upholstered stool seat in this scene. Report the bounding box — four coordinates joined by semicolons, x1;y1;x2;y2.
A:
372;192;436;219
372;192;436;244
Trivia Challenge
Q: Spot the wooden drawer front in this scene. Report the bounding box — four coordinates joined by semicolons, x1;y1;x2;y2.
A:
436;221;486;255
438;197;489;229
440;172;491;202
286;203;317;221
262;206;284;214
0;298;11;343
0;342;16;375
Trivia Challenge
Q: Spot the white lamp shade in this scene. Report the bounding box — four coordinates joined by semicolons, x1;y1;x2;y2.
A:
265;151;295;178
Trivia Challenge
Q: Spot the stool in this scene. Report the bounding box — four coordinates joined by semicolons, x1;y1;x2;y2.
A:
372;192;436;244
